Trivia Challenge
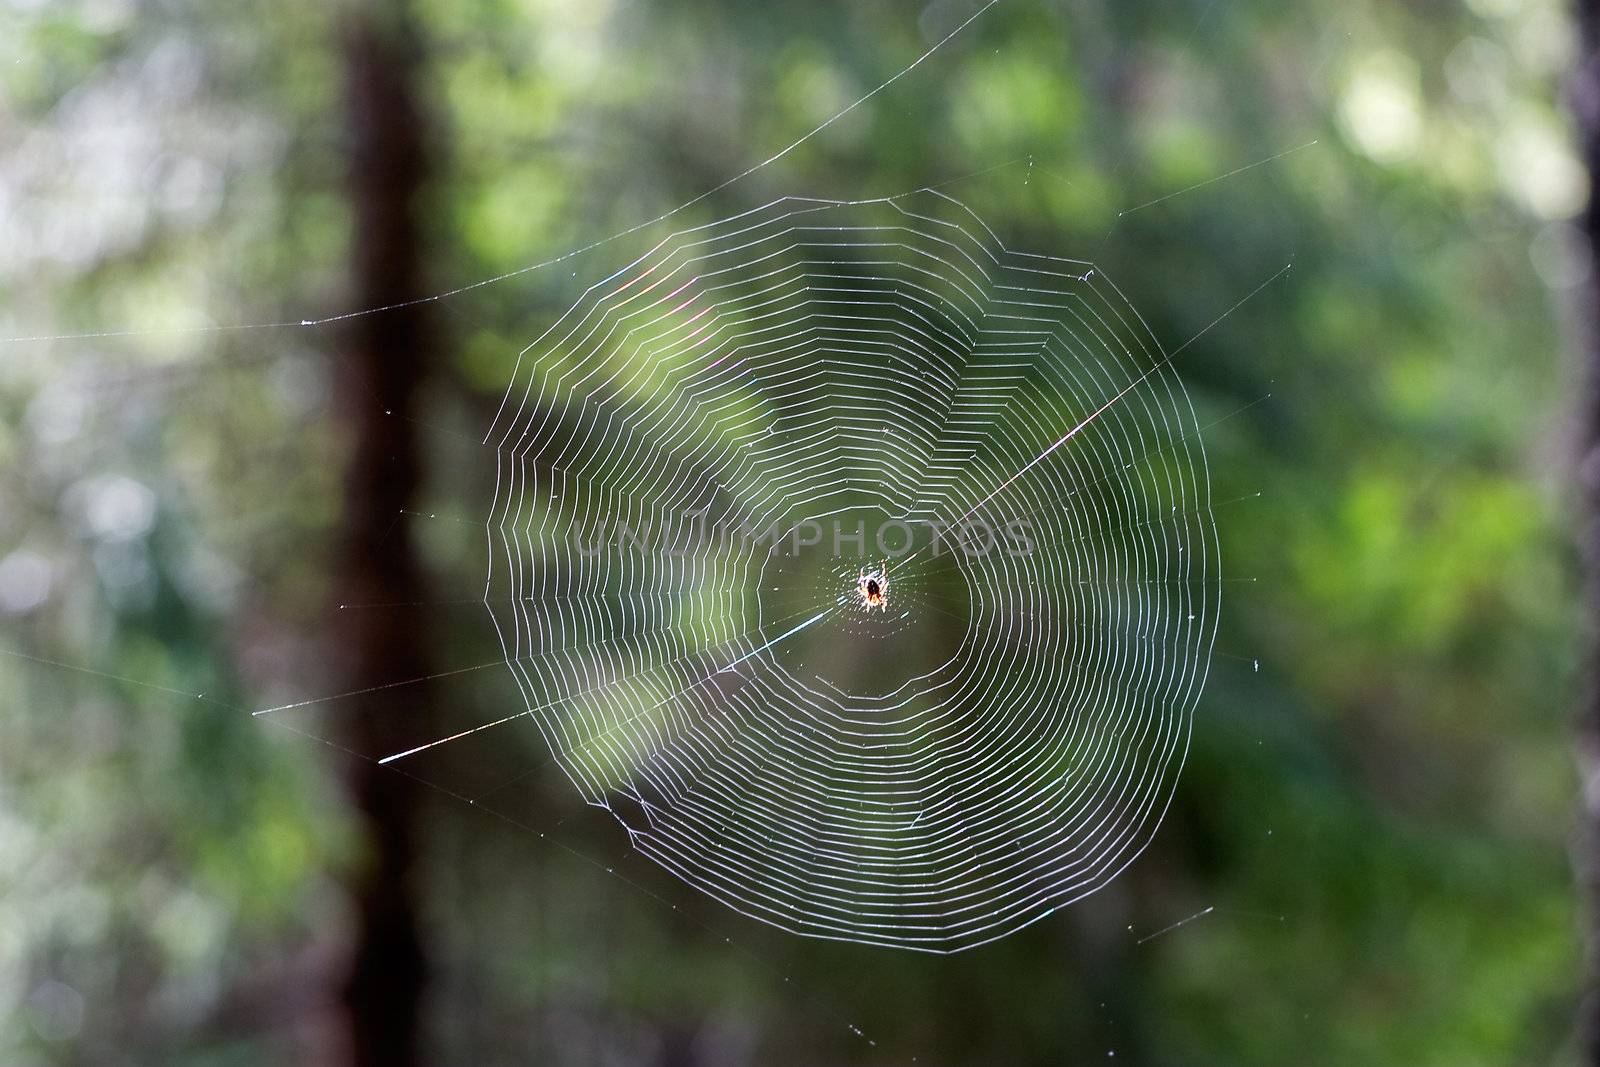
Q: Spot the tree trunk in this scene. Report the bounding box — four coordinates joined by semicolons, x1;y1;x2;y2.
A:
1573;1;1600;1061
334;7;435;1066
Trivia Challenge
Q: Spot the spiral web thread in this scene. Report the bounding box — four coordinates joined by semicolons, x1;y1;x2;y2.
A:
479;191;1219;952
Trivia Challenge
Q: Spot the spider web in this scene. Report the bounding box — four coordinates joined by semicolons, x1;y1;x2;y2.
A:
0;0;1270;964
448;190;1219;952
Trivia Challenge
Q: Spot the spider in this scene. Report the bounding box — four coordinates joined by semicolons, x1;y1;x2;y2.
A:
856;565;889;611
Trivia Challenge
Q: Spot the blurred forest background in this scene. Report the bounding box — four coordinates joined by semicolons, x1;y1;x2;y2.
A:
0;0;1587;1064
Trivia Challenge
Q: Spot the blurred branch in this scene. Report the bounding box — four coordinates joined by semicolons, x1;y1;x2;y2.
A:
1571;1;1600;1061
333;5;436;1065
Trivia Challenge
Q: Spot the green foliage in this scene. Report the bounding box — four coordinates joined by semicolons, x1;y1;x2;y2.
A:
0;0;1584;1062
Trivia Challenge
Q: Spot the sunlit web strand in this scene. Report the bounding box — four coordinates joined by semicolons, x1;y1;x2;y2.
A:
0;2;1005;348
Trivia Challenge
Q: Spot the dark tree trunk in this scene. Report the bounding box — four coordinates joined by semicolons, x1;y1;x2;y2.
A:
1574;2;1600;1061
334;7;435;1066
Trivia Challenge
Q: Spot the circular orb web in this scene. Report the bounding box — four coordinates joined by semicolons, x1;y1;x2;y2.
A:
482;192;1219;952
